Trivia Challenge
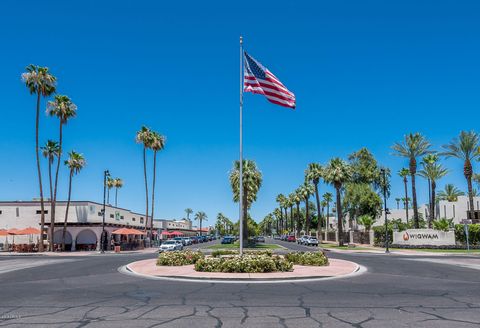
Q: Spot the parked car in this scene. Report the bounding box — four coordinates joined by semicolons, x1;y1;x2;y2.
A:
304;236;319;246
297;235;309;245
190;236;198;244
287;235;296;242
221;236;235;244
159;240;183;252
273;235;281;240
174;237;186;246
256;236;265;243
182;237;192;245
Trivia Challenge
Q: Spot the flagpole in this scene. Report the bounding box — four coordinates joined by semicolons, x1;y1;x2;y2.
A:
239;35;244;256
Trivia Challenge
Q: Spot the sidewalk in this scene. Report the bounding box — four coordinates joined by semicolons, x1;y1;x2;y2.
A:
0;247;159;257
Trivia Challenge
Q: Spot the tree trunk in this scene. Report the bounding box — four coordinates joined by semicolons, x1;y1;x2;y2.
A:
296;202;301;237
290;205;294;233
35;92;45;252
51;121;63;252
465;159;474;218
403;177;409;224
107;188;110;205
143;147;149;232
325;202;330;241
314;183;321;231
199;219;202;236
48;159;53;251
410;158;419;228
242;188;248;243
305;198;310;235
62;171;73;251
430;181;436;228
115;188;118;207
336;185;344;246
150;150;157;245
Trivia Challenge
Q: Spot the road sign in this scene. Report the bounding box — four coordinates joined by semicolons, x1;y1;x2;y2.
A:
461;219;472;224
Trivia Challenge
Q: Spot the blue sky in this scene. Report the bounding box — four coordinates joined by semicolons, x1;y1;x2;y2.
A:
1;0;480;224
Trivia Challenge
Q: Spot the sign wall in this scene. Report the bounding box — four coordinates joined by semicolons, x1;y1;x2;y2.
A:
392;229;455;246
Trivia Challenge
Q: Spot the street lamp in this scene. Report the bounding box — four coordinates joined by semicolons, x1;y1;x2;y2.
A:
101;169;110;254
380;168;390;254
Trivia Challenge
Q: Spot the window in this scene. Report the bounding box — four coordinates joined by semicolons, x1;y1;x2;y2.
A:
120;216;124;220
36;210;48;214
140;217;144;224
16;207;19;217
110;214;114;218
0;210;2;215
453;205;456;218
132;217;136;221
98;212;102;216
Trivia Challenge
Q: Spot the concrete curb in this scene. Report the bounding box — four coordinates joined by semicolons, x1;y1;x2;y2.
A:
118;262;366;284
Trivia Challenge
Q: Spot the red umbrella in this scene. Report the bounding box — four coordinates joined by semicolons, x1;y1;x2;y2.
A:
0;229;8;236
170;231;184;236
16;227;41;235
160;231;173;235
112;228;146;235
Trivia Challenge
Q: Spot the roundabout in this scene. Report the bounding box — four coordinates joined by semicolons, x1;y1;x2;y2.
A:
120;257;365;283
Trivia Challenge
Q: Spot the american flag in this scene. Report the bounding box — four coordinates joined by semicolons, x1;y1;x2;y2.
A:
243;51;296;109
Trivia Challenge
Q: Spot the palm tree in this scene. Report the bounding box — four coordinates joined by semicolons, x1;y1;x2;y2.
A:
150;131;166;240
298;183;315;235
288;193;296;233
418;158;448;227
275;194;287;233
305;163;323;234
136;126;154;233
229;160;262;243
62;151;85;251
323;158;352;246
322;192;333;233
41;140;60;251
185;208;193;221
437;184;465;202
106;177;115;205
113;178;123;207
398;168;410;223
46;94;77;250
22;65;57;252
392;133;432;228
195;211;208;236
442;131;480;217
273;208;282;234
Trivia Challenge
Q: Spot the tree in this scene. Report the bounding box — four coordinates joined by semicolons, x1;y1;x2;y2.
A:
323;192;333;233
343;183;382;229
398;168;410;223
22;64;57;252
229;160;262;243
437;184;464;202
305;163;323;234
276;194;287;232
442;131;480;217
293;189;302;237
323;158;352;246
288;193;296;233
418;157;448;227
62;151;85;251
185;208;193;221
298;183;315;235
106;177;115;204
150;131;166;240
136;126;154;233
357;215;376;232
41;140;60;251
273;208;282;234
392;133;432;228
195;211;208;236
113;178;123;207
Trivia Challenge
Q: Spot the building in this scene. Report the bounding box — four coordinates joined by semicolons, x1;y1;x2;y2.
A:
0;200;200;251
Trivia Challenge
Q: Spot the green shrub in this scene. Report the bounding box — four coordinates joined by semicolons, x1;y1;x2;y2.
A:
211;249;273;258
284;252;329;266
432;218;453;232
455;224;480;245
373;226;392;246
194;254;293;273
157;250;204;266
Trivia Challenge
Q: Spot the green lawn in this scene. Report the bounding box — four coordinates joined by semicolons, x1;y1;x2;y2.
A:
321;244;372;251
389;248;480;253
207;243;283;250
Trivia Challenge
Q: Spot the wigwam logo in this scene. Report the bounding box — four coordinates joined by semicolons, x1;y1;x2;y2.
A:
403;232;439;240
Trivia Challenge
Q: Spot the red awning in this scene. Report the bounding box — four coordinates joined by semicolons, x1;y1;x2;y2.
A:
160;231;173;235
170;231;184;236
112;228;146;235
16;227;41;235
0;229;8;236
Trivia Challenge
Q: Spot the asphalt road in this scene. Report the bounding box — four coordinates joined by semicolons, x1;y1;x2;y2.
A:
0;239;479;327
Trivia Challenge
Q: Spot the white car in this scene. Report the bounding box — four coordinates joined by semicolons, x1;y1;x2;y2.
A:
182;237;192;246
159;240;183;252
297;235;309;245
304;237;319;246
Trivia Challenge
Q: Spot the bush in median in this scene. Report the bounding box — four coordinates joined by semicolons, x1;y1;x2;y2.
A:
195;254;293;273
284;252;329;266
157;250;204;266
211;249;273;258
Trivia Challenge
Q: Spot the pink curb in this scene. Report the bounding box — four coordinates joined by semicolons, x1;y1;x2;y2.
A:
125;258;360;281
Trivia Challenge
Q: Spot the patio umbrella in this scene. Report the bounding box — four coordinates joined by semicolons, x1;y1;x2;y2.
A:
160;231;173;236
0;229;8;236
16;227;41;235
112;228;146;235
170;231;184;236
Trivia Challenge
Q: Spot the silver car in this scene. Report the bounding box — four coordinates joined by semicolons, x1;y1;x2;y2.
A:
159;240;183;252
305;237;319;246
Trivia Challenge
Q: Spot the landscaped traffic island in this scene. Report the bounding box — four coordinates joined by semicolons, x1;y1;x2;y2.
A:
125;250;360;282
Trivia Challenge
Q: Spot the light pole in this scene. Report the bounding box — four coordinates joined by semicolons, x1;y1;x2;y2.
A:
381;168;390;254
101;170;110;254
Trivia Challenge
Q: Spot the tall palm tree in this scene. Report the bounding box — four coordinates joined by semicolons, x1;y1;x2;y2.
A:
273;208;282;234
275;194;287;233
288;193;296;233
22;65;57;252
323;158;352;246
293;189;302;237
398;168;410;223
62;151;85;251
419;159;448;227
322;192;333;232
113;178;123;207
298;183;315;235
392;133;432;228
136;126;154;232
229;160;262;242
195;211;208;236
150;131;166;240
41;140;60;251
437;184;465;202
106;177;115;205
46;94;77;251
185;208;193;221
442;131;480;216
305;163;324;233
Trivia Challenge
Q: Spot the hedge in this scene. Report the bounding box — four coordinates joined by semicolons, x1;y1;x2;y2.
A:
284;252;329;266
455;224;480;245
194;254;293;273
157;250;204;266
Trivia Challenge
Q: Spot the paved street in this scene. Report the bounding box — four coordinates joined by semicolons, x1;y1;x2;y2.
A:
1;240;480;327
